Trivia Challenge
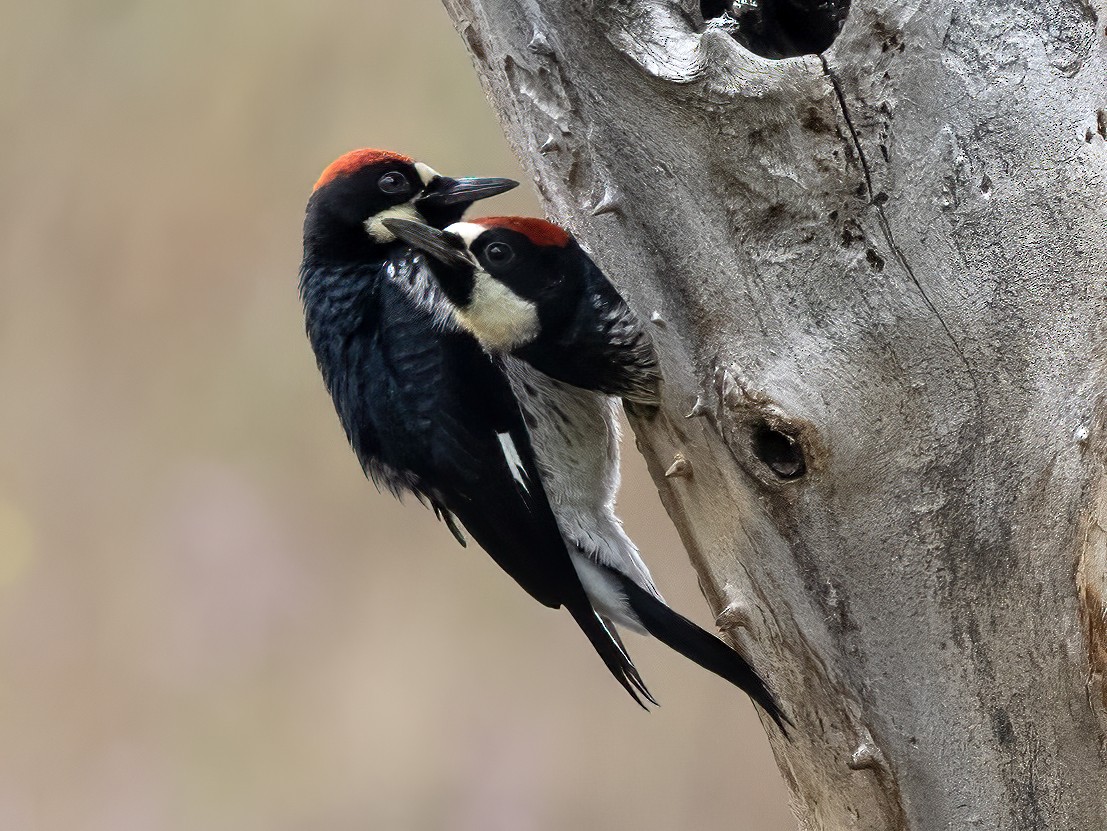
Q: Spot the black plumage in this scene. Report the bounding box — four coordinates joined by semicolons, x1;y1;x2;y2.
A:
383;219;663;405
300;151;652;705
614;572;790;732
514;247;662;407
384;216;789;730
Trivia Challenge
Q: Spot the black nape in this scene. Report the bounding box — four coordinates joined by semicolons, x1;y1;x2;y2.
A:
701;0;850;59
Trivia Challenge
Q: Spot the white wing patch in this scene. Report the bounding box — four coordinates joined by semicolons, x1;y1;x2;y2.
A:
496;431;530;493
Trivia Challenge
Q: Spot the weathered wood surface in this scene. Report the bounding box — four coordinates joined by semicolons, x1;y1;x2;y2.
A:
439;0;1107;826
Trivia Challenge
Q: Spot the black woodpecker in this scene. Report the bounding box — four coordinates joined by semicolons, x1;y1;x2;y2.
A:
300;151;655;706
384;215;788;730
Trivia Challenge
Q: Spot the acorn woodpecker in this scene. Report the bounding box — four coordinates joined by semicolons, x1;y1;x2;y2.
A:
299;150;655;706
384;216;787;729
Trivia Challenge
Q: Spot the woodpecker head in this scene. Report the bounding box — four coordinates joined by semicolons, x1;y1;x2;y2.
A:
383;216;583;351
303;149;518;257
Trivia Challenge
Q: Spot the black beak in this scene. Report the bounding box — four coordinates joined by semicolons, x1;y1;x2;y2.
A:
382;219;473;269
415;176;518;208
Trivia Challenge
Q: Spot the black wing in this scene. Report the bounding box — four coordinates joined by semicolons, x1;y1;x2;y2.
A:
369;276;654;705
517;256;662;406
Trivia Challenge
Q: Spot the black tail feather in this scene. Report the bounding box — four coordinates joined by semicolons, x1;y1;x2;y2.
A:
567;604;657;709
598;614;658;706
431;502;468;547
615;574;790;733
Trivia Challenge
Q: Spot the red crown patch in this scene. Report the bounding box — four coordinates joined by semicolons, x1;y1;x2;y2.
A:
313;149;413;192
473;216;572;248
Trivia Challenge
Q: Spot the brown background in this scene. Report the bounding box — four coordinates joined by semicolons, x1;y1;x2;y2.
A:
0;1;792;828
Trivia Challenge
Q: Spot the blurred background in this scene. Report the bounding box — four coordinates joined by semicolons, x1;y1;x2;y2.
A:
0;2;791;828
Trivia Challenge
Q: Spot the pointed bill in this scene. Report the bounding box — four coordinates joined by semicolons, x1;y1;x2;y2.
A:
381;218;473;269
416;176;518;207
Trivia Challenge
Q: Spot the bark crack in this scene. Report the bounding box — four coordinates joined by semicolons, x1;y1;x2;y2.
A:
820;56;983;409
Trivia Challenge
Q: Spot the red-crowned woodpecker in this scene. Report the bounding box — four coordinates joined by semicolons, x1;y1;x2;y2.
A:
300;151;654;706
384;216;787;730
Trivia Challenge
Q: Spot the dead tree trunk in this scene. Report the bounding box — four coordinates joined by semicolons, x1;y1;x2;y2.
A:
439;0;1107;827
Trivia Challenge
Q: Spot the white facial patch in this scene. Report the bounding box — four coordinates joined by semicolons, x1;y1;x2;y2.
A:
445;222;485;247
414;162;440;186
444;222;540;350
496;431;529;492
456;270;540;350
365;203;421;242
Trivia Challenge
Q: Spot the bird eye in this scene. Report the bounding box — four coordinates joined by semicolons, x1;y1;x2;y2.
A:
484;242;515;267
378;171;411;195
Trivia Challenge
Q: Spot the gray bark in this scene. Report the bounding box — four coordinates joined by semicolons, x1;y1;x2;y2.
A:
438;0;1107;827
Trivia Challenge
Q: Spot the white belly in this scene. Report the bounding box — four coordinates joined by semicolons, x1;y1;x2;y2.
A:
500;355;660;601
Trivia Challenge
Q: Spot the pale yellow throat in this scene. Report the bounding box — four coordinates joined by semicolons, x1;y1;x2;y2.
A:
454;271;540;351
365;203;421;242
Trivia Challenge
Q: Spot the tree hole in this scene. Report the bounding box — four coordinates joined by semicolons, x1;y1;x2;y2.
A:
701;0;851;59
751;424;806;479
